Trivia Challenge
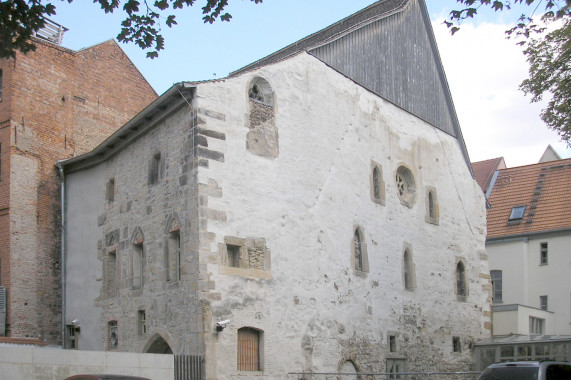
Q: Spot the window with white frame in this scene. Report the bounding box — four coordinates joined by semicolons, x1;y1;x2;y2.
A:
529;317;545;334
490;270;502;303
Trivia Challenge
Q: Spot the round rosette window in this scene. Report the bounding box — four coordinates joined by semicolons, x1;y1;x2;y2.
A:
395;165;416;207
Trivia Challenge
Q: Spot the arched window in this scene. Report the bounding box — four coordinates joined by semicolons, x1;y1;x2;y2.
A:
403;248;414;291
351;226;368;275
238;327;263;371
425;187;439;224
165;214;181;282
456;261;467;301
395;165;416;208
247;77;278;158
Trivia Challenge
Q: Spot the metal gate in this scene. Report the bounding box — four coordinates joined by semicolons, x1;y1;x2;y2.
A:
174;355;203;380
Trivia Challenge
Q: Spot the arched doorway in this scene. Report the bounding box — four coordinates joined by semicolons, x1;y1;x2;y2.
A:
144;333;173;354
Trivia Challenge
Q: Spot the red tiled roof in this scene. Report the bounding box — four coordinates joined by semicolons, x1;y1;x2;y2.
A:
487;158;571;239
472;157;506;194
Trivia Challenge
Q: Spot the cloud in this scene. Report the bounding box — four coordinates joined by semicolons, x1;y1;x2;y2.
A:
431;19;570;166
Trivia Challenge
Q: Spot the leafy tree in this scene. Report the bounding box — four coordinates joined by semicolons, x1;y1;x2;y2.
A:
0;0;262;59
445;0;571;145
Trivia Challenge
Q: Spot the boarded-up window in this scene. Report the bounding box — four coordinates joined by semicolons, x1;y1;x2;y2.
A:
403;249;413;290
238;327;261;371
166;230;180;282
105;251;117;296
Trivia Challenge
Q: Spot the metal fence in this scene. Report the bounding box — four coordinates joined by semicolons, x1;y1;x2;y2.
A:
175;355;203;380
288;371;481;380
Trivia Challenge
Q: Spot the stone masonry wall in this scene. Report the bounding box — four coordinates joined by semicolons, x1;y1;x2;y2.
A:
91;104;204;355
0;39;156;345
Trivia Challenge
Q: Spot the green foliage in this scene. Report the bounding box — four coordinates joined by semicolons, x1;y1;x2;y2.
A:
520;20;571;144
445;0;570;146
0;0;263;59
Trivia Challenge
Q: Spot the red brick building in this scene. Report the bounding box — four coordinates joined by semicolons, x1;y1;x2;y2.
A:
0;35;156;345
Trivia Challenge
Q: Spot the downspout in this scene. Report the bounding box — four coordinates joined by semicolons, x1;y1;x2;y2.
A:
56;161;66;348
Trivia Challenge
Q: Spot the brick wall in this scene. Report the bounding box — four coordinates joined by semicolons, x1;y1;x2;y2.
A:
0;38;156;344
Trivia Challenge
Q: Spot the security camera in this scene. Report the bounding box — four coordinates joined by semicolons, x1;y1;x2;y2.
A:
216;320;230;331
71;319;79;326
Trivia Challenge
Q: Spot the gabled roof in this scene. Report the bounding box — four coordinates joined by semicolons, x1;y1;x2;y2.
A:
232;0;473;173
486;158;571;240
472;157;506;195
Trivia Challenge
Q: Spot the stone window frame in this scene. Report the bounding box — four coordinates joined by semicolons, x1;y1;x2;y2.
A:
425;186;439;225
246;76;279;159
395;164;417;208
402;243;416;291
148;151;162;186
137;309;147;336
455;259;468;302
107;320;118;351
219;236;272;278
370;160;386;206
130;227;145;289
164;213;182;283
106;177;115;202
388;333;399;353
248;76;275;106
237;327;264;372
351;225;369;278
453;336;462;353
103;230;119;298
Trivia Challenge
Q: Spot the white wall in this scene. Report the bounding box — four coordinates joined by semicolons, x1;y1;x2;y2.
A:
487;232;571;334
65;164;106;350
195;52;490;377
0;345;173;380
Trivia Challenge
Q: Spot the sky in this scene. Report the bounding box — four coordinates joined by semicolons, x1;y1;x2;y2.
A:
47;0;570;167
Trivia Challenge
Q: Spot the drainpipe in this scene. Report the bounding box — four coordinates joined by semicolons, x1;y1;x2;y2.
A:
56;161;66;348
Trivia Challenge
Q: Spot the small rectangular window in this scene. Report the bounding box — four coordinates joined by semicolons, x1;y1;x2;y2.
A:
148;152;161;185
453;336;461;353
389;335;397;352
540;242;548;265
227;244;241;268
509;205;526;221
108;320;118;350
138;310;146;335
540;295;548;311
65;324;77;349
